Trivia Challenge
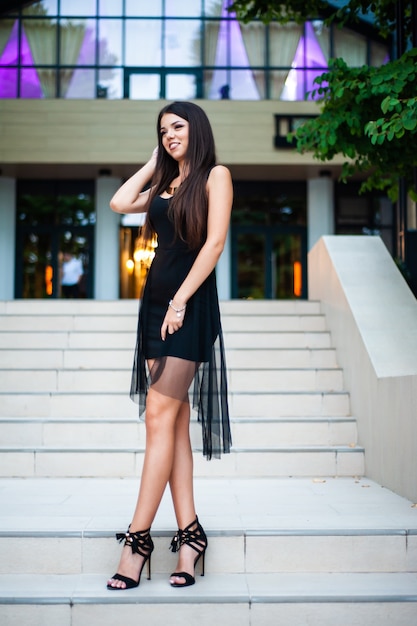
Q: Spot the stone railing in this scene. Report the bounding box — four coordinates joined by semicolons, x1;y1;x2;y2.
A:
309;235;417;502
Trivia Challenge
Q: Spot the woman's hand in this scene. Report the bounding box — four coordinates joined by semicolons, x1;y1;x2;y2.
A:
109;148;159;214
161;301;186;340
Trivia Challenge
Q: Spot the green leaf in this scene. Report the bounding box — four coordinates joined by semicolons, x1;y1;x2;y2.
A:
403;117;417;131
381;96;391;114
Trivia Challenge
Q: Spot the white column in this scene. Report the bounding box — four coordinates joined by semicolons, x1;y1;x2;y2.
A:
0;178;16;300
307;176;334;250
94;177;121;299
216;228;231;300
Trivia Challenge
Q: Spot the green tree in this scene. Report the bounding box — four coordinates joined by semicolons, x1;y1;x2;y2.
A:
231;1;417;200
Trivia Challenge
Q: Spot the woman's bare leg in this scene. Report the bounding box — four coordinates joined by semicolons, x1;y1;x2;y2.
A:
169;401;195;526
107;386;183;588
169;402;202;585
108;356;197;589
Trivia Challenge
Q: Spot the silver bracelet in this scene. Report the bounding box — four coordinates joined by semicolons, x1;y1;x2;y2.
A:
169;299;187;318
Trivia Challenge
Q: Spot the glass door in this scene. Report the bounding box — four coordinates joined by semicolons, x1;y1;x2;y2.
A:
232;225;307;299
15;180;95;299
15;226;94;299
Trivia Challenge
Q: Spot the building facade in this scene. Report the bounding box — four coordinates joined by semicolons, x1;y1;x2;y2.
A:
0;0;394;300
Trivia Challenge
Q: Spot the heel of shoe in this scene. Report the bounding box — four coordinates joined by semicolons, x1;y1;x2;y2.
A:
146;553;152;580
199;550;205;577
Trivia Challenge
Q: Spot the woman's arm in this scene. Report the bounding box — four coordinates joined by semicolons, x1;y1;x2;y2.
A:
110;149;158;214
161;164;233;340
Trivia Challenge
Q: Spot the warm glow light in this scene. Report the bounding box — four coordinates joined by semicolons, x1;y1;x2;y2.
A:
133;235;157;268
45;265;53;296
293;261;302;297
126;259;135;274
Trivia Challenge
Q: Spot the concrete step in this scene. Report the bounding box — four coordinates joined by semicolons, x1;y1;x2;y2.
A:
0;572;416;626
0;330;334;350
0;445;365;478
0;417;358;448
0;347;339;369
0;298;322;316
0;367;345;394
0;313;327;333
0;391;351;418
0;477;415;575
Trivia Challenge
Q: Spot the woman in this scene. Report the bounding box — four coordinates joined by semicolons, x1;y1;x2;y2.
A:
107;101;233;590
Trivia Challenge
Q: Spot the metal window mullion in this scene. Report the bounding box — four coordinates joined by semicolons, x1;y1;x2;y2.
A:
56;12;61;97
95;0;100;97
17;7;23;97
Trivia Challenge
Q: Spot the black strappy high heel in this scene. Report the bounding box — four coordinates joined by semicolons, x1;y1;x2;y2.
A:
169;516;208;587
107;526;154;590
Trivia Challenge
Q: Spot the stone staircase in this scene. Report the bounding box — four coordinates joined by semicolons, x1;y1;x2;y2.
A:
0;299;416;626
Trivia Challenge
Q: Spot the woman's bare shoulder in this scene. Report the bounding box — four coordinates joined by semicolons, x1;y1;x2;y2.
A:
207;164;232;185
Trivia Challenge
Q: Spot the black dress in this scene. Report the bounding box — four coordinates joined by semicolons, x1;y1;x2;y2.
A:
130;194;231;459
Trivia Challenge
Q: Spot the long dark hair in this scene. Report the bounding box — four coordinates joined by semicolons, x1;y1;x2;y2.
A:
143;101;217;249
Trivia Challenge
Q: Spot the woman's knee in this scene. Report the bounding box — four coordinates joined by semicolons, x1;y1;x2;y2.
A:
145;392;179;433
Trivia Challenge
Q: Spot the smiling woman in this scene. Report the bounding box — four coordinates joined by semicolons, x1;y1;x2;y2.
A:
107;101;233;591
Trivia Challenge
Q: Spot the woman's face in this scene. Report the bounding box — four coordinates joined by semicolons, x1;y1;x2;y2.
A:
160;113;189;162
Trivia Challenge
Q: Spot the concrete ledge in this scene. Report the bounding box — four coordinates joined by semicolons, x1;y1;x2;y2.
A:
0;573;416;604
309;236;417;501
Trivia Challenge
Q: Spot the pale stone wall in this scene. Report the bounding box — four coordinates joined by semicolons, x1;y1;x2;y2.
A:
0;99;340;167
309;235;417;501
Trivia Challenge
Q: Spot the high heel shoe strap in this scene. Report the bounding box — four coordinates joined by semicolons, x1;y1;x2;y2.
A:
170;516;207;556
116;527;154;559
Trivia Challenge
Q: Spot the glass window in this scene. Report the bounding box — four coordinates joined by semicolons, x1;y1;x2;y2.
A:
371;41;388;66
125;0;162;17
98;19;122;66
204;68;225;98
203;0;223;17
129;73;160;99
65;68;95;98
23;19;57;65
125;19;162;66
204;19;221;66
304;22;328;68
165;0;202;17
230;18;260;67
238;22;265;70
20;67;42;97
166;73;197;99
228;69;261;99
23;0;58;15
273;233;303;299
0;68;17;97
164;20;201;66
0;19;18;62
0;2;393;102
236;232;265;299
232;182;307;226
0;20;19;98
60;20;88;66
33;69;57;97
97;68;122;98
99;0;123;17
334;28;367;66
60;0;96;17
310;20;330;61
